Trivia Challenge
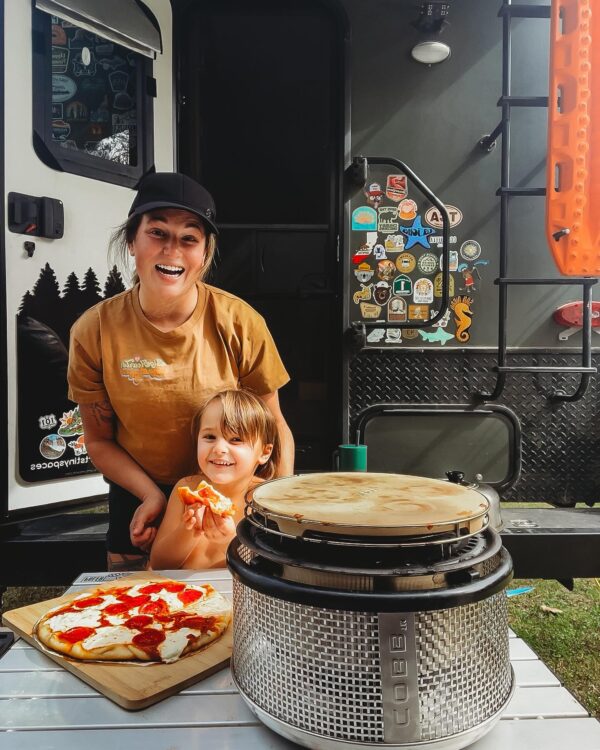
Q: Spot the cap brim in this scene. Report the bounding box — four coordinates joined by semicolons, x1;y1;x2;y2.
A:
128;201;219;235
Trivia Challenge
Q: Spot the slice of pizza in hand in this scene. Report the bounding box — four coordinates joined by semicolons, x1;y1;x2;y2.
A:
34;579;232;663
177;481;234;517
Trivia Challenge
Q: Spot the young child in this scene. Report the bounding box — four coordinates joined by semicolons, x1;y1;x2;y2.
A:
149;389;280;570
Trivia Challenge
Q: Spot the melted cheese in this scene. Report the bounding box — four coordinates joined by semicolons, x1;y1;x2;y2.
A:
156;590;190;612
190;595;230;618
105;613;127;626
158;628;197;663
83;626;133;649
47;609;101;631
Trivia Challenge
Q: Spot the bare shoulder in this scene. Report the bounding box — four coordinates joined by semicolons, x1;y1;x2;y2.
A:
248;476;266;492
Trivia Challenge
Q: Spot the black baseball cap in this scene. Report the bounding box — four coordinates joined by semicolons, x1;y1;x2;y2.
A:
128;172;218;235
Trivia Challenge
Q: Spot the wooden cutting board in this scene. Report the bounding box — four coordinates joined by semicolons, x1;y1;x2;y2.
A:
1;572;233;711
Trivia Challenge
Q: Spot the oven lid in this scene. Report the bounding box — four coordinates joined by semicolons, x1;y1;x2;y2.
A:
248;472;489;539
35;0;162;58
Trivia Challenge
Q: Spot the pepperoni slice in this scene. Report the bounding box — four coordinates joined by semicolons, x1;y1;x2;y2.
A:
138;583;165;594
154;614;175;624
163;582;186;593
103;602;131;616
125;615;154;630
73;596;104;609
139;599;169;616
118;594;151;607
180;615;216;631
59;626;96;643
132;629;166;647
177;588;204;605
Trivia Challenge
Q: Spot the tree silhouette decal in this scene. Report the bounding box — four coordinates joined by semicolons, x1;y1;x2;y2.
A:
104;265;126;298
17;264;128;347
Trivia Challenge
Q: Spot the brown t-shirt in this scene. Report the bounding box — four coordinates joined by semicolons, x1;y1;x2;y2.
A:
68;283;289;484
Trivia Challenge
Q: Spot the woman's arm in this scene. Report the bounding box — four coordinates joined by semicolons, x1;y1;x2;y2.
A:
258;391;295;476
79;400;167;549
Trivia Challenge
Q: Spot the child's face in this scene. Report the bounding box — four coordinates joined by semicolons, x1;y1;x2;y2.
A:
197;400;272;486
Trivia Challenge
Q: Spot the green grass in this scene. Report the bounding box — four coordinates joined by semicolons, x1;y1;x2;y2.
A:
508;578;600;718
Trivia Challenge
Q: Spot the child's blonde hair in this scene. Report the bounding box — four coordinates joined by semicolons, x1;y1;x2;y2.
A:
192;389;280;479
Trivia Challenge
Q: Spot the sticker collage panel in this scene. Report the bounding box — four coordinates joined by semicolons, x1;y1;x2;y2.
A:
51;17;139;166
350;172;488;347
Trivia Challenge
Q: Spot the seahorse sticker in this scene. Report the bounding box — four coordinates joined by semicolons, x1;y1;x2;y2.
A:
450;296;474;342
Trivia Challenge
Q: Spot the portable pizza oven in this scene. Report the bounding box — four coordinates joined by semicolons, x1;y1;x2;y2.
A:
227;472;514;750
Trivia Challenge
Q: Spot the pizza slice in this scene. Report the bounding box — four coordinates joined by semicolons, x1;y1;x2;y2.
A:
34;579;231;663
177;481;235;517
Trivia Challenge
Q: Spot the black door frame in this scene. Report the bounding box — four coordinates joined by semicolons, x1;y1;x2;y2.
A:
171;0;352;467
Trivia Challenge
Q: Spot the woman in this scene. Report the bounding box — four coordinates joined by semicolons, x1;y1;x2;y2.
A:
68;172;294;570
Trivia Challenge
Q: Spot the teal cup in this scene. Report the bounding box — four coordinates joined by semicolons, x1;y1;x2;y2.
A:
333;444;368;472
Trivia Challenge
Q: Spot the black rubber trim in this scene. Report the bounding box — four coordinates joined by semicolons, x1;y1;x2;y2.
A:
227;539;514;613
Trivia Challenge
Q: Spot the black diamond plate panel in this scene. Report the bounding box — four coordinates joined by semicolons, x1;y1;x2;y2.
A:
349;351;600;506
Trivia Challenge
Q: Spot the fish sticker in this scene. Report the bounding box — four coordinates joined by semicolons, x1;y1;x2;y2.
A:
451;296;474;343
418;328;455;345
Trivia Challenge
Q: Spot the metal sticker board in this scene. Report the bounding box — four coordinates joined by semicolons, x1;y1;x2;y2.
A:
3;0;174;514
345;0;581;350
348;165;489;347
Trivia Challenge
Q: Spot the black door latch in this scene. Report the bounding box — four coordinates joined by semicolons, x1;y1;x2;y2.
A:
8;192;64;239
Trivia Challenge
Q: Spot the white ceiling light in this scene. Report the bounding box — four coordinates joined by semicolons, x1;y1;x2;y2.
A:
411;40;451;65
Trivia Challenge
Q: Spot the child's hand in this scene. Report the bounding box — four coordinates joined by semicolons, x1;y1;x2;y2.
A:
182;504;204;535
182;504;235;540
201;506;236;540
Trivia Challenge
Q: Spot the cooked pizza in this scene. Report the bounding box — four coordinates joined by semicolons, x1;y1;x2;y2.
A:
178;481;234;517
34;579;231;663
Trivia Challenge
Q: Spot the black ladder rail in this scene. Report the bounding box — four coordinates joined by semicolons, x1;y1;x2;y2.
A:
477;0;597;403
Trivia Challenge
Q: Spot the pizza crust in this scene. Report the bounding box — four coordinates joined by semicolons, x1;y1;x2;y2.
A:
178;481;234;517
34;580;231;663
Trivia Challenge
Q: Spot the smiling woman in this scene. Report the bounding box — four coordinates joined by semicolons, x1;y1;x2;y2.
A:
67;173;294;571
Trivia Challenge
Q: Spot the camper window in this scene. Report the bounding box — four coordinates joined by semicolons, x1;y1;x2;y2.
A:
31;9;154;186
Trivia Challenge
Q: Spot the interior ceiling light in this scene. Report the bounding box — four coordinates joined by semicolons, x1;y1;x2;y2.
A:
411;40;452;65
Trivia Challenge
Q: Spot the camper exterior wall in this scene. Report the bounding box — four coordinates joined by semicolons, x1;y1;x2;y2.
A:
3;0;173;513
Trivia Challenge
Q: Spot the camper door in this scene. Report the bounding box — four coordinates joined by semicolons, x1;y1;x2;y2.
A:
2;0;173;517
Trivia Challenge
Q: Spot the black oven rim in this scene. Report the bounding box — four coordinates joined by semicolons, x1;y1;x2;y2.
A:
236;517;503;577
227;539;513;613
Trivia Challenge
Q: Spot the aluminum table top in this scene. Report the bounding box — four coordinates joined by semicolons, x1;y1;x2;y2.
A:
1;569;599;749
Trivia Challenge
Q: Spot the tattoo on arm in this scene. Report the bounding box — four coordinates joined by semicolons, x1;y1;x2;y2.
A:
89;399;114;427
